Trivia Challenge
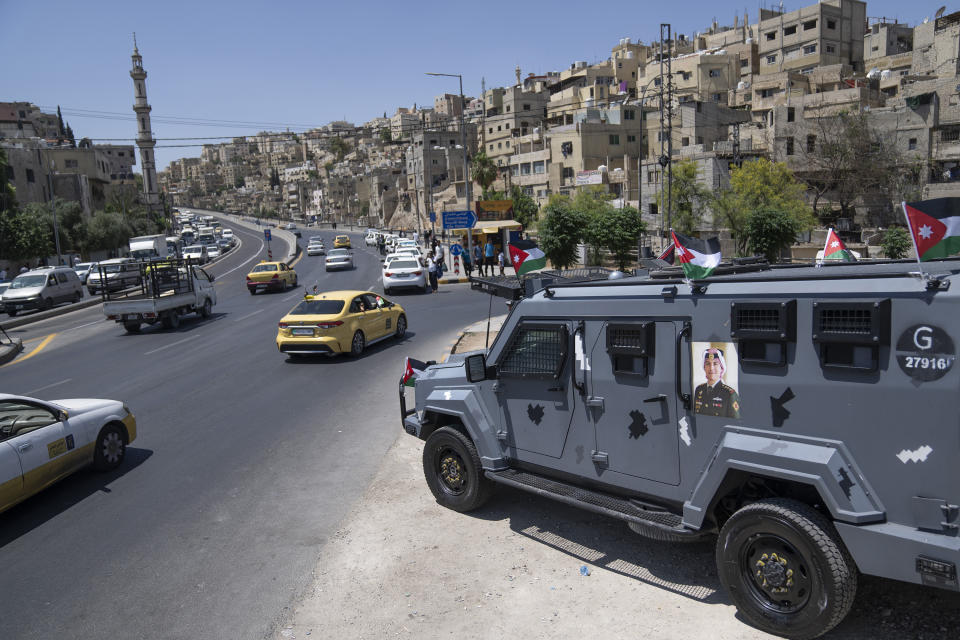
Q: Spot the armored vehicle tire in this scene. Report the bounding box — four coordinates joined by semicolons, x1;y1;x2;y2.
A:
716;498;857;640
123;321;141;333
422;426;492;513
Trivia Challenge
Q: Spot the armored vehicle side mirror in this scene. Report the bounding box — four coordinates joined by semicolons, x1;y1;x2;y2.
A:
465;353;489;383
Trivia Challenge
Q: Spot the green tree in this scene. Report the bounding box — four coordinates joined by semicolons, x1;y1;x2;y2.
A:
56;106;65;138
470;150;498;194
510;185;538;228
715;158;814;256
572;187;616;265
234;176;245;188
538;194;586;269
746;209;804;263
881;227;912;260
380;128;392;144
84;211;132;253
588;205;645;270
329;136;350;161
656;160;710;234
0;147;16;214
0;205;52;261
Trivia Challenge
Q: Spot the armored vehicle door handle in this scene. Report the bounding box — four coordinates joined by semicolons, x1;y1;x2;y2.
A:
644;394;667;403
676;323;691;410
586;396;604;408
547;386;564;392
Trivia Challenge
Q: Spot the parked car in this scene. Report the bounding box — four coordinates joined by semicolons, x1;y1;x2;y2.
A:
382;257;427;294
275;290;406;358
365;232;379;247
246;261;298;294
0;393;137;514
3;267;83;315
73;261;99;284
325;248;354;271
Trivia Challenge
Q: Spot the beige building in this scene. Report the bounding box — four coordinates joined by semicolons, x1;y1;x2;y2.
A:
547;60;617;124
481;85;550;185
757;0;866;76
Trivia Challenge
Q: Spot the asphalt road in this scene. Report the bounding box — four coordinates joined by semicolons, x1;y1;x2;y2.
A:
0;221;489;639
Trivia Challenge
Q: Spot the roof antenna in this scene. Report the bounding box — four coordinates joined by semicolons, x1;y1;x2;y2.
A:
133;32;138;50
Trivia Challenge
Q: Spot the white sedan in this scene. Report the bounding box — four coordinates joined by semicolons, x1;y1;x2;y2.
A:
206;245;222;260
0;393;137;515
325;248;354;271
382;257;428;294
307;241;326;256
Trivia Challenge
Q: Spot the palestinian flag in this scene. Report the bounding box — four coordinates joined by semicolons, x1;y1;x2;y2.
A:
671;230;721;280
903;198;960;261
821;228;857;262
508;239;546;275
402;357;427;387
657;242;676;265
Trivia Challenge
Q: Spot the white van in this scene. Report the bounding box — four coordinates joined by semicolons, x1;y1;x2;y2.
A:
87;258;141;295
2;266;83;316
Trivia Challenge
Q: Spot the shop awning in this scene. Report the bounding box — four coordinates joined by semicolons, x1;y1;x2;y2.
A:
451;219;522;234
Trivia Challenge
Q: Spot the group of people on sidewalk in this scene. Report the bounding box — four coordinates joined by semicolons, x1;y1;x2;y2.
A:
462;239;504;278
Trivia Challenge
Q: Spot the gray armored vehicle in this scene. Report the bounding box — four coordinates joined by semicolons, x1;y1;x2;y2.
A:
399;260;960;639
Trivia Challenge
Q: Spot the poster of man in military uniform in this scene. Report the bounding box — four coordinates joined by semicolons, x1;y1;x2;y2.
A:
692;343;741;418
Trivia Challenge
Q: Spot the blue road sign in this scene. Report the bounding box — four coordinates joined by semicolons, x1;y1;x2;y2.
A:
449;243;463;257
442;210;477;230
429;211;436;223
264;228;272;241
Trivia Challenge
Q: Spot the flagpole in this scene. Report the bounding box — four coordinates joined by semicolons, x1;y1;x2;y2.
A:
817;228;832;268
902;201;926;279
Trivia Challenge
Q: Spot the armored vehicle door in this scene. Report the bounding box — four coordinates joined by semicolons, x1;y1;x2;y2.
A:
582;320;681;486
494;321;576;459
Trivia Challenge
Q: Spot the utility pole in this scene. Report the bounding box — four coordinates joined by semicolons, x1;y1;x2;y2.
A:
659;23;674;237
40;148;63;265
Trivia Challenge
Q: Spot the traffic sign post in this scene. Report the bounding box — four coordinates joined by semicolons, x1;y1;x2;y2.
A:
264;228;272;260
449;243;463;257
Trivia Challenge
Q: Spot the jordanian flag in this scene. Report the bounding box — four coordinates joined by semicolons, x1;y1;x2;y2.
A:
508;239;546;275
822;228;857;262
671;230;721;280
903;198;960;261
402;357;427;387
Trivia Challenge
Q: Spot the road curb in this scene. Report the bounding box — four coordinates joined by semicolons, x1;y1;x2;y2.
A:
0;296;103;331
0;338;24;365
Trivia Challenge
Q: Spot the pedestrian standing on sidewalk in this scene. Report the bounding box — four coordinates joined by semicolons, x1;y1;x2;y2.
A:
497;249;505;276
426;254;439;293
473;243;483;276
462;245;472;275
413;230;419;246
434;240;445;275
484;238;495;276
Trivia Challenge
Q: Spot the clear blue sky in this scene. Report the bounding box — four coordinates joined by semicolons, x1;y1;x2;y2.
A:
1;0;931;171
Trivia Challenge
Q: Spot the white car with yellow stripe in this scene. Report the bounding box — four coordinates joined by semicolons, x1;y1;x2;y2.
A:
0;394;137;515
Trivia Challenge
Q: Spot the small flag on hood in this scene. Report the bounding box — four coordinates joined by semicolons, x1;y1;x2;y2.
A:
402;357;427;387
671;230;721;280
903;198;960;261
821;228;857;263
508;239;547;275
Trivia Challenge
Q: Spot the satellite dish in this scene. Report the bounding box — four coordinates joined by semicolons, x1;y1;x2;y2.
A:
936;6;946;19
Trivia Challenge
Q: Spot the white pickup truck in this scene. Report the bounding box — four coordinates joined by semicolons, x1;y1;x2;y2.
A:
101;260;217;333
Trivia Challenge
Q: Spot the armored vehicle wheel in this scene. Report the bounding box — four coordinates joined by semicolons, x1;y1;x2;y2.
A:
716;498;857;640
123;321;141;333
423;427;492;512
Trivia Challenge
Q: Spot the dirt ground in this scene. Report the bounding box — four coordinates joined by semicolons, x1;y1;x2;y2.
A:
273;321;959;640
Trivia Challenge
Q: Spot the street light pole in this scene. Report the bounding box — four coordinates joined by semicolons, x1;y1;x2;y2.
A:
427;72;474;264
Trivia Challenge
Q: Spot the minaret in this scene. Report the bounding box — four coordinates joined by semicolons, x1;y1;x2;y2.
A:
130;35;161;211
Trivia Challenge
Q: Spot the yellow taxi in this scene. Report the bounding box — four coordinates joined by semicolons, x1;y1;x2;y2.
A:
0;393;137;514
246;261;298;294
276;289;407;358
333;234;351;249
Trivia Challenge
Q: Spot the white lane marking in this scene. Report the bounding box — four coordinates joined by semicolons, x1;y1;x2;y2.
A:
24;378;73;395
63;319;106;333
217;236;265;278
144;335;199;355
282;291;304;301
896;445;933;463
234;309;264;323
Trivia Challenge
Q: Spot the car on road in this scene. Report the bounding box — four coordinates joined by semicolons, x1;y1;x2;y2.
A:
182;245;209;264
275;290;406;358
307;240;326;256
334;234;351;249
324;248;353;271
3;267;83;316
365;232;379;247
221;229;235;242
206;245;221;260
382;257;427;294
73;261;99;284
217;237;232;253
87;258;141;295
246;261;298;294
0;393;137;515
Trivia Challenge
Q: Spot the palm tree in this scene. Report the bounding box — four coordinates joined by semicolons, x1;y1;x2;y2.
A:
471;150;498;196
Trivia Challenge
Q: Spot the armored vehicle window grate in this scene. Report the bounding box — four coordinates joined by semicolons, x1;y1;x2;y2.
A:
607;322;654;357
818;308;873;335
499;324;567;378
736;308;780;332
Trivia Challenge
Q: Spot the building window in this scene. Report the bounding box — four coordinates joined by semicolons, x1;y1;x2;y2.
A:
65;159;78;168
6;166;13;180
624;109;635;120
627;135;636;142
801;66;815;74
498;143;502;149
784;25;797;36
803;19;817;30
766;31;776;41
827;20;836;29
787;107;795;122
786;137;794;156
489;144;494;151
505;140;510;147
760;88;776;98
562;167;574;179
533;161;545;174
807;134;816;153
26;168;35;183
497;125;502;131
709;69;721;77
697;136;704;145
654;77;662;86
506;105;511;112
803;44;817;55
523;104;531;111
826;44;836;54
740;58;749;68
766;54;777;64
682;137;690;146
609;134;620;145
713;93;723;102
907;137;918;150
489;127;493;134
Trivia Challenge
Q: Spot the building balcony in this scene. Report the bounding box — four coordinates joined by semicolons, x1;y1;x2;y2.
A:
509;149;550;164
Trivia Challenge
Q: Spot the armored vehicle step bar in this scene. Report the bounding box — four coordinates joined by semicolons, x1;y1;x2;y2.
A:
485;468;707;541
